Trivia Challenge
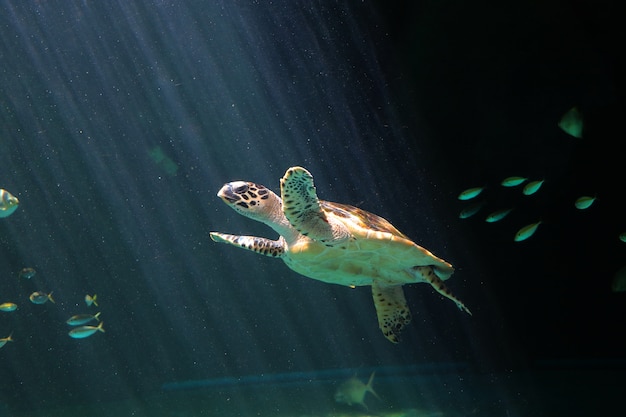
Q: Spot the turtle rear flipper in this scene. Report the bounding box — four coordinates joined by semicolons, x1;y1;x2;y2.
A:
372;282;412;343
280;166;351;245
413;266;472;315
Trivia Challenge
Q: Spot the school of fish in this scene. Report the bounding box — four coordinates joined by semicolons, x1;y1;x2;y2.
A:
0;264;104;348
456;106;626;292
1;189;107;346
457;178;546;242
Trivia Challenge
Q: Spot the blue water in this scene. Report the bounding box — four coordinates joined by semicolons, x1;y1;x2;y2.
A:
1;1;625;416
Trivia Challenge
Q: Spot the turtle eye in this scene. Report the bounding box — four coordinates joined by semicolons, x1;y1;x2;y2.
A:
233;184;249;194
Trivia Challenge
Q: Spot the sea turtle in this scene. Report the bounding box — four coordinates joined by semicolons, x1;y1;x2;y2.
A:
210;167;471;343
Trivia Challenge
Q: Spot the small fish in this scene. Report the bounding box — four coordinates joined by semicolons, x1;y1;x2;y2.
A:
522;180;544;196
334;372;380;409
459;201;486;219
0;189;19;218
29;291;55;305
66;312;101;326
501;176;527;187
574;196;596;210
68;321;105;339
514;221;542;242
620;232;626;243
18;267;36;279
558;106;583;139
0;333;13;348
457;186;484;200
485;208;513;223
148;146;178;176
85;294;98;307
611;266;626;292
0;302;18;312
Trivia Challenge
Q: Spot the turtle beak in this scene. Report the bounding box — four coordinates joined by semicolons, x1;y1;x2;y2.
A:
217;185;239;204
217;181;249;204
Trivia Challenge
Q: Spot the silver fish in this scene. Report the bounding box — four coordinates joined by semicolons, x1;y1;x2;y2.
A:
68;322;105;339
18;267;36;279
0;189;19;218
334;371;380;409
85;294;98;307
29;291;55;305
66;312;101;326
0;333;13;348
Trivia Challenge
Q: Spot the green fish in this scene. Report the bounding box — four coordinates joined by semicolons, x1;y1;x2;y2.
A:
457;186;484;201
612;266;626;292
334;372;380;410
485;208;513;223
148;146;178;176
501;177;527;187
459;201;486;219
522;180;544;196
514;221;542;242
558;106;583;139
574;196;596;210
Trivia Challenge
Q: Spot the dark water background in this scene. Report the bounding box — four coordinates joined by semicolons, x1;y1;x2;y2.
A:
1;0;624;415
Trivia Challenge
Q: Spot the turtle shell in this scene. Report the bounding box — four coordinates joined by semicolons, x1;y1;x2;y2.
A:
283;200;454;288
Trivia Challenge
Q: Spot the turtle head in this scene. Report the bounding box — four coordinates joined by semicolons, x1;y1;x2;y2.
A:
217;181;281;223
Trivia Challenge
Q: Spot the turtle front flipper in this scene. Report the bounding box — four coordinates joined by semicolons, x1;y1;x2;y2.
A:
210;232;285;258
413;266;472;315
280;166;351;245
371;282;412;343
